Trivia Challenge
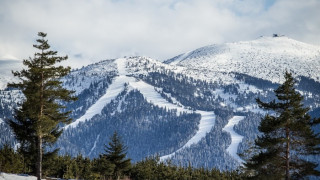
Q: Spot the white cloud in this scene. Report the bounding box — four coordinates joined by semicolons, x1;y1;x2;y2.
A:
0;0;319;68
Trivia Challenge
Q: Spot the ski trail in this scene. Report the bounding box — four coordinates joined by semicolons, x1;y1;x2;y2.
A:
170;51;191;65
222;116;245;164
160;110;215;161
129;80;191;115
184;111;215;147
65;58;216;159
88;134;100;156
65;58;134;129
129;80;216;161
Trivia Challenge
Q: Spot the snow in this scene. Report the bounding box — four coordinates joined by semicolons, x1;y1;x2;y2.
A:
128;79;216;161
0;118;3;124
14;143;20;151
0;60;23;90
88;134;100;156
168;36;320;84
62;59;117;95
65;59;135;129
66;58;195;129
184;111;215;147
222;116;245;164
212;88;238;109
0;173;37;180
238;83;261;94
64;57;217;160
115;58;127;75
170;51;192;65
64;76;133;129
129;80;191;115
160;111;215;161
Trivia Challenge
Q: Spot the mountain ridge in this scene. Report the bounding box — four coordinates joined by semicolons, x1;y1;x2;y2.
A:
0;36;319;170
165;36;320;83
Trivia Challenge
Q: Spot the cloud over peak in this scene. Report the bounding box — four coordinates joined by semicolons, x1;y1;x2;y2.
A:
0;0;319;68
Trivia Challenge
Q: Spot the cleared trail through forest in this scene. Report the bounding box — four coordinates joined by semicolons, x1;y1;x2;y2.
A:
222;116;245;164
65;58;216;161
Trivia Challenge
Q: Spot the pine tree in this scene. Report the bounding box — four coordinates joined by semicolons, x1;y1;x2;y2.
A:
93;155;115;180
7;32;76;180
245;72;320;180
0;143;24;173
103;131;131;180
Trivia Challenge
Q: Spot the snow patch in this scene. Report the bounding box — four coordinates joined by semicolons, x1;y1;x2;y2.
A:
0;173;37;180
222;116;245;164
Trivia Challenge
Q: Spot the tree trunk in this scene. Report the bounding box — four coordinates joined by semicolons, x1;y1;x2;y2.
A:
37;136;42;180
285;126;290;180
37;60;44;180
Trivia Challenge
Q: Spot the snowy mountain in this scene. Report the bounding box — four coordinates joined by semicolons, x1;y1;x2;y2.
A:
0;60;23;90
166;36;320;84
1;36;319;170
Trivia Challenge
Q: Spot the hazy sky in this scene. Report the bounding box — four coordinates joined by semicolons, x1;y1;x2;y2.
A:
0;0;319;68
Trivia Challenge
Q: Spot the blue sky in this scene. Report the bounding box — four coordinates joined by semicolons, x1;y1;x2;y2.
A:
0;0;319;68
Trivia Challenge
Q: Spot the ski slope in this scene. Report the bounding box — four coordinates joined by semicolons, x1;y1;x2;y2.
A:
64;58;135;129
65;58;216;160
132;80;216;161
88;134;100;156
129;80;216;161
222;116;245;164
129;80;191;115
160;110;216;161
64;76;134;129
65;58;191;129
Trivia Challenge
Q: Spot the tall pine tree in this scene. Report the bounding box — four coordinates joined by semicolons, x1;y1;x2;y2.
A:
8;32;76;180
103;131;131;180
245;72;320;180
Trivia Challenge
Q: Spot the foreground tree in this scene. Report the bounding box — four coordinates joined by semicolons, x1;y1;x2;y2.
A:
245;72;320;179
103;132;131;180
8;32;76;180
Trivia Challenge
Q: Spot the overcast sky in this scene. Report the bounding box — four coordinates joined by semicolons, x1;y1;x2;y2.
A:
0;0;319;68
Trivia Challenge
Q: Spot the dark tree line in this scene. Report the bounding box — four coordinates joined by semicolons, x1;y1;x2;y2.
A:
0;132;245;180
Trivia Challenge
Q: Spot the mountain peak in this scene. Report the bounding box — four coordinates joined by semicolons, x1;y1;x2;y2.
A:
165;37;320;83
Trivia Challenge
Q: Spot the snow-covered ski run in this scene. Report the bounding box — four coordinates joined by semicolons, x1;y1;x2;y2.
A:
88;134;101;156
160;111;215;161
64;58;217;162
222;116;245;164
65;58;192;129
64;75;135;129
